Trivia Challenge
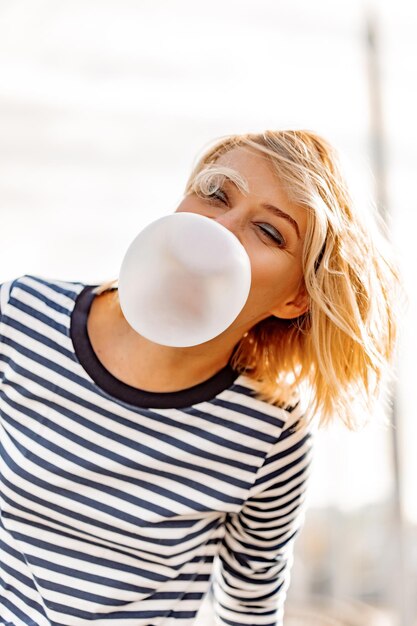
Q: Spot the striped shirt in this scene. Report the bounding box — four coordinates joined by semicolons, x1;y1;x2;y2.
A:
0;274;314;626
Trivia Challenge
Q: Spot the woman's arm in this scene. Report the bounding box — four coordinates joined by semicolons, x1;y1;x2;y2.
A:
0;278;15;385
212;405;315;626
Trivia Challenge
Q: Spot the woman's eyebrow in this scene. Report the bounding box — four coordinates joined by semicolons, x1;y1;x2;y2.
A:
261;203;301;240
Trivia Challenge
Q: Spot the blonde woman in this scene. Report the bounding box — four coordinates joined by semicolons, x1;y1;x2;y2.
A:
0;130;401;626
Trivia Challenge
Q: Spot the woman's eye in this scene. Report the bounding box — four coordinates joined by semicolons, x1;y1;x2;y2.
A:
257;224;286;246
205;188;228;204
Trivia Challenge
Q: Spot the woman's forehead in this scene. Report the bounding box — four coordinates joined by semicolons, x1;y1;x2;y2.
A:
212;147;280;191
214;147;300;200
216;145;271;170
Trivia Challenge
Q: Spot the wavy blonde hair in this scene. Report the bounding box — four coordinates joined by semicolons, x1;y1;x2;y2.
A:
93;130;404;430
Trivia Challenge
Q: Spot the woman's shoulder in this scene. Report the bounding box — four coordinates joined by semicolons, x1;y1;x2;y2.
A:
224;371;318;441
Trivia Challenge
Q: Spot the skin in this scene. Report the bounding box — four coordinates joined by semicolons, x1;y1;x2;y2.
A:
87;147;309;392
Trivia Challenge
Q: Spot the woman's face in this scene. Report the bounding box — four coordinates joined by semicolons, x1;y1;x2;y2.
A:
174;146;309;335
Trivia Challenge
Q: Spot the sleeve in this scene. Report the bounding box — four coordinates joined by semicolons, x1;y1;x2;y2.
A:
0;278;14;325
212;402;315;626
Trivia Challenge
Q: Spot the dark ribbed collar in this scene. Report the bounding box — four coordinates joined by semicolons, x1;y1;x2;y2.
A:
70;284;241;409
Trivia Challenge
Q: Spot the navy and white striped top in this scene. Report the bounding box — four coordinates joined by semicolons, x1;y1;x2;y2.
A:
0;274;314;626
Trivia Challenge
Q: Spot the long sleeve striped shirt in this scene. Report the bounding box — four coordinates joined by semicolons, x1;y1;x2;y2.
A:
0;274;314;626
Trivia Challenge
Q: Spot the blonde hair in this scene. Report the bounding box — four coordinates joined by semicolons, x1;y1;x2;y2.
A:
94;130;404;431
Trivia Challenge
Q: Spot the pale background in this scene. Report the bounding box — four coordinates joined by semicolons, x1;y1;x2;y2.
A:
0;1;416;624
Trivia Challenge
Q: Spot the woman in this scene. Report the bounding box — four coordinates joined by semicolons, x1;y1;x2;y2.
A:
0;130;401;626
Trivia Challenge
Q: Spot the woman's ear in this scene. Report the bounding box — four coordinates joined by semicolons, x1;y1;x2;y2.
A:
269;287;310;320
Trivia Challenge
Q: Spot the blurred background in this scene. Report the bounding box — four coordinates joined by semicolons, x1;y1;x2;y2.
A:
0;0;416;624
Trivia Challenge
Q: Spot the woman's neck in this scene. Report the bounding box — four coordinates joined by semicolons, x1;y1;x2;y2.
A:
87;290;240;393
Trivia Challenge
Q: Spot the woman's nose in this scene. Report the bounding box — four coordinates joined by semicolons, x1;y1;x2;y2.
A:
211;210;245;242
